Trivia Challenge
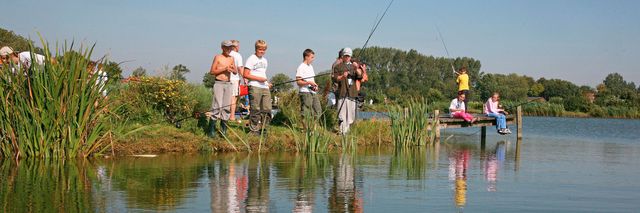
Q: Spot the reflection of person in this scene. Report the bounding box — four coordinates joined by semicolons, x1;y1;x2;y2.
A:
449;92;477;123
244;40;272;135
332;47;363;134
456;67;470;111
484;92;512;134
484;141;506;192
329;154;363;213
207;40;236;137
449;149;470;208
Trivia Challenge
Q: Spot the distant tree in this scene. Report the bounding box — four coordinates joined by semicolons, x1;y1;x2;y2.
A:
597;73;639;106
131;66;147;77
270;73;293;93
529;83;545;97
537;78;580;101
169;64;189;81
0;28;44;54
475;73;531;101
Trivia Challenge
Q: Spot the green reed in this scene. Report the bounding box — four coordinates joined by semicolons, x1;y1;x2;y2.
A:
0;41;110;158
289;111;332;154
387;99;435;149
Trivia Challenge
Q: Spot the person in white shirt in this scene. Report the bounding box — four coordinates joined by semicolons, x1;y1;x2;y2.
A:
0;46;46;71
243;40;272;135
229;40;244;122
296;49;321;123
449;91;477;123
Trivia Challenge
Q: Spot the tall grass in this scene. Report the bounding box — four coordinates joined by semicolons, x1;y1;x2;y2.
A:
387;99;435;149
0;42;110;158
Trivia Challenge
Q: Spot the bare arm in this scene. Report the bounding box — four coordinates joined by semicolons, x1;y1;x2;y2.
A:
296;76;317;87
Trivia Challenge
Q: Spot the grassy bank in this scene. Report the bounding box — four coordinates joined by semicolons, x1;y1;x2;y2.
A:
110;120;394;155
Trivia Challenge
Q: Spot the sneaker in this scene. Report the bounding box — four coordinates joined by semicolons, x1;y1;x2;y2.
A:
497;129;506;135
504;128;512;134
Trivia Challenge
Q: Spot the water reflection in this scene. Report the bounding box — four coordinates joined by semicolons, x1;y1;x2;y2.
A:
0;141;520;212
107;155;209;211
328;154;364;213
0;159;96;212
449;148;470;208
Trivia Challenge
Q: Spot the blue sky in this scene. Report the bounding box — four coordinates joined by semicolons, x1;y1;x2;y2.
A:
3;0;639;86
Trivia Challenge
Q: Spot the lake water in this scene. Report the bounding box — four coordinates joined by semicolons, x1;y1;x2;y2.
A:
1;117;639;212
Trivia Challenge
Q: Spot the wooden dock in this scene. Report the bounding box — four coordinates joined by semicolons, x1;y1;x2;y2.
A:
432;106;523;144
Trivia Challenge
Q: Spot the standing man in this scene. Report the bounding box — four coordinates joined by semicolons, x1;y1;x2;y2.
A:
332;47;362;134
229;40;244;122
207;40;237;138
296;49;321;125
243;40;272;135
456;67;470;111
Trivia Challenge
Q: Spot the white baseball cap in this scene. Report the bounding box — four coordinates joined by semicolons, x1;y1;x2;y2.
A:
342;47;353;56
0;46;14;56
221;40;233;47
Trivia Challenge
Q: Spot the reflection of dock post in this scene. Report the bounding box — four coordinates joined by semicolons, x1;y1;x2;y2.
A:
516;106;523;139
434;110;440;141
480;126;487;149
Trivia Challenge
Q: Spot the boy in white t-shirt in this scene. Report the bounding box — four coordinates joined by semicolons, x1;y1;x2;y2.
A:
296;49;321;123
229;40;244;122
243;40;272;135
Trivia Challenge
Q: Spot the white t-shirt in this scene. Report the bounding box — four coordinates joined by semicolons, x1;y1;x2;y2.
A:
244;54;269;89
18;51;45;69
95;70;109;96
449;98;465;116
295;62;316;94
229;51;243;81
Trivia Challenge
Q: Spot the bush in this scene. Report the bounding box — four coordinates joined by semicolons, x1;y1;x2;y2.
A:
563;95;589;112
112;77;197;124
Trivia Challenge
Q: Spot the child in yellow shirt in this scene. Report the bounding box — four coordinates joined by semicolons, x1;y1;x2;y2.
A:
456;67;470;111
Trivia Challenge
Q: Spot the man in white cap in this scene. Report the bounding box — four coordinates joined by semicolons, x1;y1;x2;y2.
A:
207;40;237;137
331;47;362;134
0;46;45;71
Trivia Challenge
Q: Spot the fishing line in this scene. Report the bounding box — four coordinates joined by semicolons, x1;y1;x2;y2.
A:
435;25;458;75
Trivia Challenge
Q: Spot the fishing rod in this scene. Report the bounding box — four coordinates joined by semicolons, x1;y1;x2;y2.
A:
271;72;332;87
336;0;394;128
504;97;545;111
435;25;458;75
357;0;394;57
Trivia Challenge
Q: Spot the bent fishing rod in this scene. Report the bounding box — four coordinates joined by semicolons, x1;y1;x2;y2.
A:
435;25;458;75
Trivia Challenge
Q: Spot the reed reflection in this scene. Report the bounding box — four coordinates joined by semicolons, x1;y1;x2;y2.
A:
0;159;96;212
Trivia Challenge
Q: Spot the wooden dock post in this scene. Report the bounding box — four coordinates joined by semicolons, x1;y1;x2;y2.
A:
516;106;523;139
434;110;440;141
480;126;487;149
